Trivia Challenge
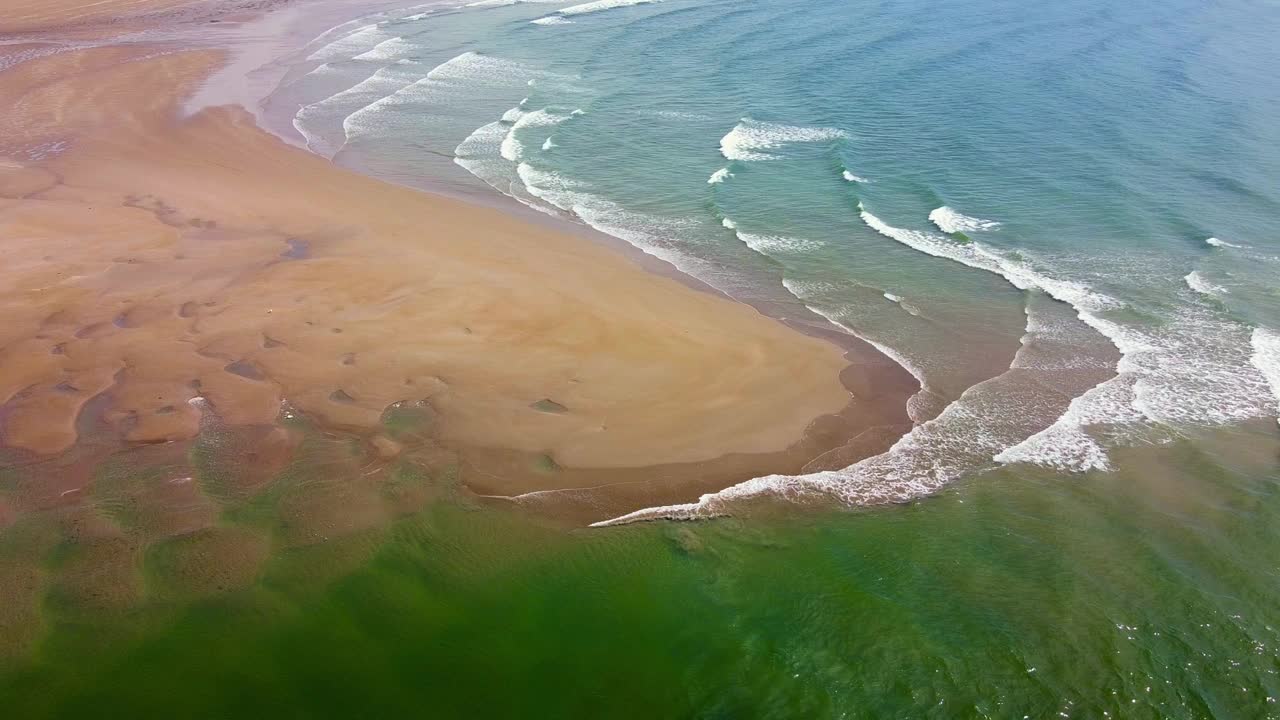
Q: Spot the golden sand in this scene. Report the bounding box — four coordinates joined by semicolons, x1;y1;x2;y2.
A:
0;4;915;522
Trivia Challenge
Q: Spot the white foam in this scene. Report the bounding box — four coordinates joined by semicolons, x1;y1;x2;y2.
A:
353;36;416;62
1205;237;1243;248
649;109;713;121
995;375;1141;472
558;0;660;15
307;23;387;62
425;51;535;85
719;119;849;162
842;170;869;183
541;138;557;151
529;0;657;23
514;163;732;289
467;0;561;6
929;206;1001;234
1252;328;1280;423
1184;270;1227;296
591;317;1033;526
861;206;1276;468
342;53;537;143
721;217;736;230
500;107;578;162
882;292;921;316
781;281;931;424
294;62;425;156
736;232;820;256
707;167;733;184
593;291;1129;527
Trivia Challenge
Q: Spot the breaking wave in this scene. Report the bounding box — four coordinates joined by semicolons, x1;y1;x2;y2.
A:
720;119;849;161
929;206;1001;234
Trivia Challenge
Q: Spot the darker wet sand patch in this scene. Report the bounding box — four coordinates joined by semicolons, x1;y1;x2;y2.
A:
223;360;265;381
530;398;568;414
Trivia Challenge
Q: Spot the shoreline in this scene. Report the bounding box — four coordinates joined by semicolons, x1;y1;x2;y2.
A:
0;0;918;524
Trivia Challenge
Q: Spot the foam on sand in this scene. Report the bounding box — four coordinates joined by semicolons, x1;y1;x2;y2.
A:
929;206;1000;234
720;119;849;161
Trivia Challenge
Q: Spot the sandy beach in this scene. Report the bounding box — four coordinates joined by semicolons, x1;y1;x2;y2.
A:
0;0;916;523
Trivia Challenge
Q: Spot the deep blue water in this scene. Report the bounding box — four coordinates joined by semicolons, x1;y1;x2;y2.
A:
271;0;1280;521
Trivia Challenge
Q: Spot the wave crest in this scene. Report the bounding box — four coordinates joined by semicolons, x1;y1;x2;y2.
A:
719;119;849;161
929;206;1000;234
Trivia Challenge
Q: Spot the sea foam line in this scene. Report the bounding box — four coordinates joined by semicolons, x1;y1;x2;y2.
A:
530;0;660;23
1206;237;1243;248
342;52;538;144
720;119;849;161
593;289;1126;528
929;206;1000;234
1252;328;1280;424
862;205;1275;465
499;107;578;162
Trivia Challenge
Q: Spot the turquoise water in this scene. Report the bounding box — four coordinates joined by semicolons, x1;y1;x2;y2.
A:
6;1;1280;716
276;0;1280;521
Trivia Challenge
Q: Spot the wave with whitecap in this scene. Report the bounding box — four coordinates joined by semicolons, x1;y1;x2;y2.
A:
1184;270;1228;296
720;119;849;161
929;206;1001;234
531;0;661;23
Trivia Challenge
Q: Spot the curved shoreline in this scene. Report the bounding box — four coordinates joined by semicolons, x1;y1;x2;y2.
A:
0;0;918;524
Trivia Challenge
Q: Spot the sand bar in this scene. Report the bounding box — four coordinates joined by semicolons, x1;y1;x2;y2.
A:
0;0;916;521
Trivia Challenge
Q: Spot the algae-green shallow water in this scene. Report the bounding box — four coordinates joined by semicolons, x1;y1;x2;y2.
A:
3;421;1278;718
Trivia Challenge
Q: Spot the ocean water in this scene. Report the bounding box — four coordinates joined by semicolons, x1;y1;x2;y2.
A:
272;0;1280;519
4;0;1280;716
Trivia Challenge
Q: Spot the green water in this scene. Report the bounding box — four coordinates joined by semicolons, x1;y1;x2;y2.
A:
3;422;1277;718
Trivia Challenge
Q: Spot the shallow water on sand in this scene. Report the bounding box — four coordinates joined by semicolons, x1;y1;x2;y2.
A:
2;421;1279;718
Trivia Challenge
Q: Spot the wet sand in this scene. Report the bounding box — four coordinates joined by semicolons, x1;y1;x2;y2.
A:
0;0;917;524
